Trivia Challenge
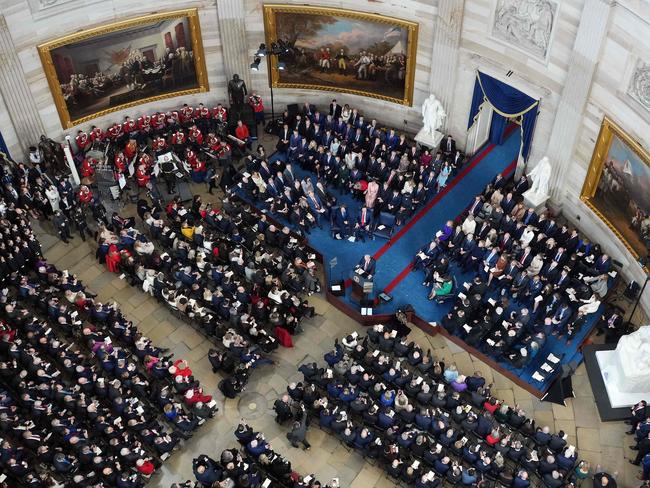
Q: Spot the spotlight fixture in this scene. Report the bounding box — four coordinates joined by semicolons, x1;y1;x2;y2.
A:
255;43;267;57
277;62;286;71
250;56;261;71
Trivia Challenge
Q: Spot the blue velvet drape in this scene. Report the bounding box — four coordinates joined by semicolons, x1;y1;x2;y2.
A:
489;113;507;145
467;71;539;161
0;131;9;160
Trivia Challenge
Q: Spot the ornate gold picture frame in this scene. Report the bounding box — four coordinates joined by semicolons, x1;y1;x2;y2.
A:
263;4;418;106
38;9;209;129
581;117;650;259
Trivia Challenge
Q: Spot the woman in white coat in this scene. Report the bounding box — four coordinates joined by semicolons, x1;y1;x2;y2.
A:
45;184;60;213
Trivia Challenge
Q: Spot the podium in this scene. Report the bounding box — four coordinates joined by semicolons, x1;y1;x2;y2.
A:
350;268;374;303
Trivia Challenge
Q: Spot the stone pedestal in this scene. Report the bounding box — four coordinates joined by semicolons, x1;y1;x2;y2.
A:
522;189;549;213
596;325;650;408
415;129;444;150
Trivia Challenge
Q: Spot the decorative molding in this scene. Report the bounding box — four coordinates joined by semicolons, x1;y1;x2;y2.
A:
628;58;650;113
27;0;104;18
490;0;559;62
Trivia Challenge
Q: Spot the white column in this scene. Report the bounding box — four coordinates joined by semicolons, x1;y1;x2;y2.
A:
0;15;45;159
429;0;465;133
546;0;612;207
217;0;252;91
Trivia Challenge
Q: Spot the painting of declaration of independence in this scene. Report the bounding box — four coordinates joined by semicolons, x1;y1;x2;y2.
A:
263;5;418;106
38;9;208;128
581;118;650;259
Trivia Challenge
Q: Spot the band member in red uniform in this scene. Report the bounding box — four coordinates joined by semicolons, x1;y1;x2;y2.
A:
180;104;194;125
114;152;127;174
122;116;137;134
186;147;206;182
206;133;221;153
171;129;186;156
213;103;228;125
135;164;150;187
75;130;90;155
217;140;232;166
138;153;153;170
235;120;251;150
195;103;211;133
188;125;204;146
106;123;122;141
137;114;152;134
80;157;95;183
152;135;167;153
185;147;199;167
89;126;103;144
152;112;166;134
124;139;138;160
78;185;93;205
168;110;180;128
248;92;265;125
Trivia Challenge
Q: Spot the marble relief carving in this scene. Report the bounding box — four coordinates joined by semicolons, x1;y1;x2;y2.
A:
491;0;558;61
628;59;650;112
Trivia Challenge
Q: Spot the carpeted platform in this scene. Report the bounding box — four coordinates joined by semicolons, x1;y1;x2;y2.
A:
240;128;600;395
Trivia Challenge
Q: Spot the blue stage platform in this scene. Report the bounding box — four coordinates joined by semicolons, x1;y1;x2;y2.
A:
239;129;600;397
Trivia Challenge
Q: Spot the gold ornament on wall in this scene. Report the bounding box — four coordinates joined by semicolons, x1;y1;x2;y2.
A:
262;4;418;106
581;117;650;260
38;9;209;129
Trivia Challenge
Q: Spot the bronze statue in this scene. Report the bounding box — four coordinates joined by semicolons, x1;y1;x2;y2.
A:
228;74;248;106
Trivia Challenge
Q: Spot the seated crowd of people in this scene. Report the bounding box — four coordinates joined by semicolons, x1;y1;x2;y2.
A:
93;190;318;399
281;326;620;488
0;206;215;487
175;425;336;488
412;172;614;371
239;98;464;239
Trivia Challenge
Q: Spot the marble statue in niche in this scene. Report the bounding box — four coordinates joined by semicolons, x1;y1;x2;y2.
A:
628;59;650;113
491;0;558;61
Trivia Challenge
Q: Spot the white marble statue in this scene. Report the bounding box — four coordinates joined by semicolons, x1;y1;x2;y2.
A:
421;95;446;135
527;156;552;197
603;326;650;393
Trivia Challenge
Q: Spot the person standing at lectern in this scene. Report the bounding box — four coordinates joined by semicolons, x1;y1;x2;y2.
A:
357;254;376;276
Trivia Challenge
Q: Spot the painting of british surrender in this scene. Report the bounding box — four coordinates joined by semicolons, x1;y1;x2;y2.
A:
38;9;208;128
581;117;650;259
263;5;418;106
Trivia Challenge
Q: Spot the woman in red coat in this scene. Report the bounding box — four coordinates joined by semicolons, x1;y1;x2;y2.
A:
105;244;121;273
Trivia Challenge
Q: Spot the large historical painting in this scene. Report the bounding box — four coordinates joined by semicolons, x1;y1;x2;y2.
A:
38;9;209;128
581;118;650;259
491;0;558;62
263;5;418;106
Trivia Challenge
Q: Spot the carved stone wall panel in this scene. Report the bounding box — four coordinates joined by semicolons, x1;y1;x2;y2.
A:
628;59;650;113
491;0;559;62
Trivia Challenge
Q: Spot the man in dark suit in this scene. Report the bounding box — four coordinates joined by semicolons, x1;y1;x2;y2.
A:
329;99;342;119
467;196;484;217
522;208;539;226
355;206;374;241
333;204;353;238
515;246;534;269
357;254;376;275
283;163;295;186
276;124;290;153
500;192;516;214
441;135;456;155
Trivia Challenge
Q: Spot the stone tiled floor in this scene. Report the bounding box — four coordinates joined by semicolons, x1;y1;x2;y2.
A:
30;169;641;487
